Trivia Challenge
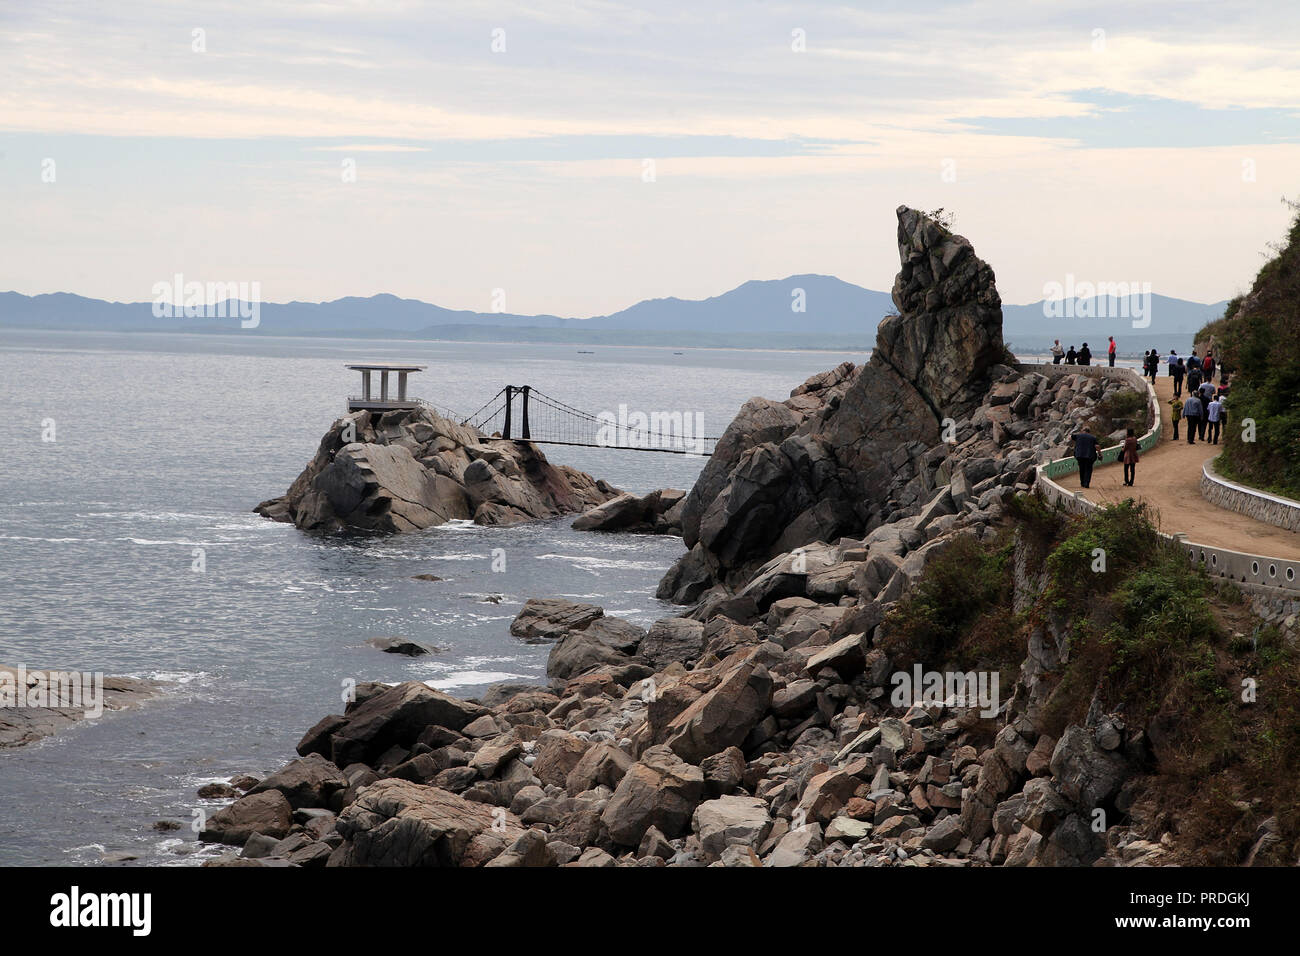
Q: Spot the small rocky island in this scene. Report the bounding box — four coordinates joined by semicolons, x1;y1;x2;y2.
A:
256;407;620;532
204;207;1280;868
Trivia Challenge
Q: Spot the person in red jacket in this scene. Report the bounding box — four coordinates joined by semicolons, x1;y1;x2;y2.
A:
1121;428;1140;486
1108;336;1117;367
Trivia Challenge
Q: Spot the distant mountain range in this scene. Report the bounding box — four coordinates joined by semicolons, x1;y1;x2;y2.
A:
0;276;1228;353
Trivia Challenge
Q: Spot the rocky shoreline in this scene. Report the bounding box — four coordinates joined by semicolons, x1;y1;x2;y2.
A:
195;207;1272;868
0;665;164;751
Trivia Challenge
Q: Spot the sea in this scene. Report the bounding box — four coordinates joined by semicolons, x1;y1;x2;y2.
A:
0;329;870;865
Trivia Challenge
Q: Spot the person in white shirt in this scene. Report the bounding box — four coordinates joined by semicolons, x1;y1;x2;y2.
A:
1207;397;1223;444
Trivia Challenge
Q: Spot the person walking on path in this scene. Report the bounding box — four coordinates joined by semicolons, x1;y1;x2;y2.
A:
1051;340;1064;364
1207;394;1224;444
1066;345;1077;365
1204;351;1216;383
1167;350;1178;375
1121;428;1140;486
1073;424;1099;488
1147;350;1159;383
1169;395;1182;440
1078;342;1093;365
1187;361;1203;394
1108;336;1117;367
1172;358;1185;397
1183;392;1203;445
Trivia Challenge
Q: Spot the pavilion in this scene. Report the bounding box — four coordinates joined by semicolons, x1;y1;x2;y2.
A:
345;362;427;413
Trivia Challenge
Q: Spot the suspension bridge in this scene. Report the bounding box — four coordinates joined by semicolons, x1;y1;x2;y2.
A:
345;363;719;456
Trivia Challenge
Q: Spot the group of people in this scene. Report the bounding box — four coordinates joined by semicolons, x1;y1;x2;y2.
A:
1065;344;1230;488
1166;347;1226;398
1050;335;1119;367
1171;380;1228;444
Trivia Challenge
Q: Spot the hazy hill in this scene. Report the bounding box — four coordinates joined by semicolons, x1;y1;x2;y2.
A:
0;276;1225;353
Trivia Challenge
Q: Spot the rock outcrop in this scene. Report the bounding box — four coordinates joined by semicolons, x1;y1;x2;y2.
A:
255;405;620;533
0;665;163;750
661;206;1006;601
572;488;686;535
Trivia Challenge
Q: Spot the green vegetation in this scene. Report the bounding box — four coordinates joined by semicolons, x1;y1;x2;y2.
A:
1092;387;1148;436
1196;196;1300;497
879;531;1023;691
1035;499;1300;864
884;496;1300;863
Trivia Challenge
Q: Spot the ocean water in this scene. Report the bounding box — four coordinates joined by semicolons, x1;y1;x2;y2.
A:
0;330;867;866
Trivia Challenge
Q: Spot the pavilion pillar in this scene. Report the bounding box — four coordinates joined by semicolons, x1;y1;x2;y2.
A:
381;371;389;401
361;370;372;400
398;371;408;400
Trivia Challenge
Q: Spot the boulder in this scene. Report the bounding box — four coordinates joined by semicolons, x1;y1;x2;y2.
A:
248;754;347;809
692;796;773;861
332;779;523;866
638;618;706;670
511;599;604;641
601;745;705;845
665;658;774;764
200;791;293;846
300;681;488;767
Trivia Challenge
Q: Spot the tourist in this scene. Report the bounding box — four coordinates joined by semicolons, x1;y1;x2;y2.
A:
1107;336;1117;367
1183;392;1203;444
1204;350;1216;383
1187;349;1201;373
1172;358;1185;397
1051;339;1064;364
1169;395;1182;440
1166;349;1178;375
1072;424;1099;488
1199;379;1215;405
1207;394;1223;445
1078;342;1092;365
1066;345;1077;365
1187;360;1203;393
1147;349;1159;383
1121;428;1140;486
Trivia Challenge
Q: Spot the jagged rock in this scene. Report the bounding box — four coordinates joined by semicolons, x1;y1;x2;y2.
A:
248;754;347;809
664;657;774;764
1049;725;1129;808
693;796;773;861
572;489;686;534
659;206;1004;600
256;407;618;533
332;779;523;866
765;823;823;867
297;681;488;767
511;599;604;641
638;617;706;670
601;745;705;845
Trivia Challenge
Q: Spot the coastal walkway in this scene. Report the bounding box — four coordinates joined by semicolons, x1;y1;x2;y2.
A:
1055;374;1300;562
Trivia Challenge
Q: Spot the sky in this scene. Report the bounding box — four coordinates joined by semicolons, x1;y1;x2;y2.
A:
2;0;1299;316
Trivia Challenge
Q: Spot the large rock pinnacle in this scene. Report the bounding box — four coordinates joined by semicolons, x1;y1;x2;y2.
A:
659;206;1004;603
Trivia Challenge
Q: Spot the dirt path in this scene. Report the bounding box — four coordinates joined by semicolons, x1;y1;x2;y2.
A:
1054;372;1300;560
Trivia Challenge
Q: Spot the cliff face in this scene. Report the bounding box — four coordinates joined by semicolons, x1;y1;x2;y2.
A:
256;406;619;533
661;207;1005;601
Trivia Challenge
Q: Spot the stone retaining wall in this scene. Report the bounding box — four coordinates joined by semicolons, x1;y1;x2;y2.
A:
1200;458;1300;533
